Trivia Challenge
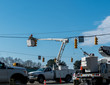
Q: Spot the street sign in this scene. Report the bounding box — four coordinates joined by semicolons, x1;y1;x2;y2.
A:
78;36;84;43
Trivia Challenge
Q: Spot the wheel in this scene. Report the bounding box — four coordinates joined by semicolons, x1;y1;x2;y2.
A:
14;79;22;85
10;78;22;85
29;80;35;83
55;78;60;83
92;78;103;85
11;75;28;85
79;81;89;85
74;80;80;85
79;82;88;85
105;79;110;85
65;75;72;83
22;77;28;84
38;76;44;83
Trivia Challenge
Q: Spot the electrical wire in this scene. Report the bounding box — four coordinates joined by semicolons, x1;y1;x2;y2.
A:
0;30;88;36
0;32;110;40
0;36;28;38
84;33;110;37
68;33;110;39
0;51;39;56
0;50;74;59
0;51;58;57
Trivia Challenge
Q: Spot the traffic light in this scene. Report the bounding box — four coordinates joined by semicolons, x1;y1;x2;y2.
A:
42;57;45;62
54;58;56;63
71;58;73;62
13;63;16;66
38;56;41;60
94;36;98;45
34;40;37;46
74;38;77;48
13;63;19;66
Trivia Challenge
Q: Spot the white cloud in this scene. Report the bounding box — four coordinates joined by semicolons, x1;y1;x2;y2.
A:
82;16;110;46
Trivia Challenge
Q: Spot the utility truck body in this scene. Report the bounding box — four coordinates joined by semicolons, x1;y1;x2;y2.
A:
28;66;74;83
74;47;110;85
27;35;74;83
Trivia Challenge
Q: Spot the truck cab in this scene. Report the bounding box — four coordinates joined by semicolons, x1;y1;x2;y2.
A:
29;66;74;84
44;67;54;80
0;62;28;84
28;66;54;83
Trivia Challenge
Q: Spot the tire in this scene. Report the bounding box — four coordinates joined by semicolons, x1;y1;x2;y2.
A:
79;80;90;85
14;79;22;85
65;75;72;83
29;80;35;83
79;82;88;85
38;76;44;83
11;75;28;85
10;78;22;85
92;78;103;85
55;78;60;83
74;80;80;85
22;77;28;84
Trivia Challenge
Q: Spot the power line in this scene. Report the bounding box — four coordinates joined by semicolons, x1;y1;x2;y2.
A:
0;32;110;39
0;36;28;39
68;33;110;39
0;29;89;36
0;50;74;58
84;33;110;37
0;51;57;57
0;51;39;56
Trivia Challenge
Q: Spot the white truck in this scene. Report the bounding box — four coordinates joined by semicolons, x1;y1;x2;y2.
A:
0;61;28;84
27;35;74;83
74;46;110;85
28;66;73;83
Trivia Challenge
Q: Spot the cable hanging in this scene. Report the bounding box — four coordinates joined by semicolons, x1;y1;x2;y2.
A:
0;32;110;39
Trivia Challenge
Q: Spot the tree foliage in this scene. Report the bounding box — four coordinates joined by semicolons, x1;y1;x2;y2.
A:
46;59;67;67
0;57;41;69
46;59;56;67
74;60;81;69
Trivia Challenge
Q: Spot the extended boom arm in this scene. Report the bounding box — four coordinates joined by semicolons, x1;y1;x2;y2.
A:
27;35;69;66
38;38;69;65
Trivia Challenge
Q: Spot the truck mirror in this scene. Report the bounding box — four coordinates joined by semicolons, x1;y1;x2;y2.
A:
2;63;6;69
0;63;6;69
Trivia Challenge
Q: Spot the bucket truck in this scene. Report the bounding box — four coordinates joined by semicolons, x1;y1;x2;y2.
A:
27;35;74;83
74;46;110;85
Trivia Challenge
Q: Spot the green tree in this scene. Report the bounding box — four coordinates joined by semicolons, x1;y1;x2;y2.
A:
46;59;56;67
59;61;67;66
46;59;67;67
74;60;81;69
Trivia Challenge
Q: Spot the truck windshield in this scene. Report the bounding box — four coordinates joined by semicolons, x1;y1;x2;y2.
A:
37;68;45;71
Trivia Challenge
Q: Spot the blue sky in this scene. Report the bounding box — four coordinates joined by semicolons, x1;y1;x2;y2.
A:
0;0;110;68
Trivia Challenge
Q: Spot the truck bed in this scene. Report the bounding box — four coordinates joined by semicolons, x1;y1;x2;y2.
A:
54;69;74;78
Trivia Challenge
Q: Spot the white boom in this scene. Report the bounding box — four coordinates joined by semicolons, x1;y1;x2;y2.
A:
27;36;69;66
38;38;69;65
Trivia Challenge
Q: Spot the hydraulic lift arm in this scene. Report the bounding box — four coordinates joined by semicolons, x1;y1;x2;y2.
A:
27;35;69;66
